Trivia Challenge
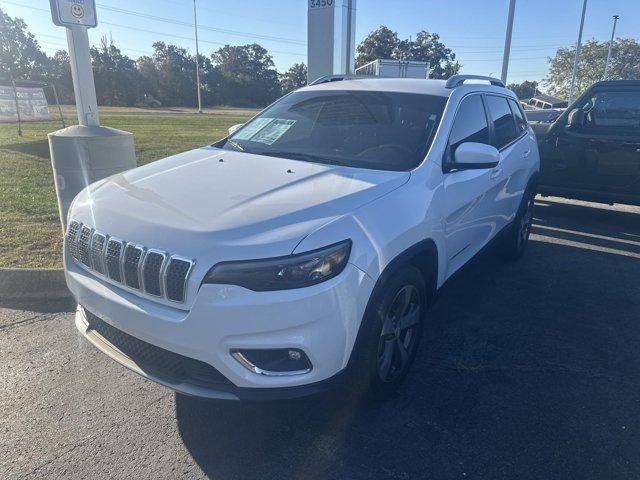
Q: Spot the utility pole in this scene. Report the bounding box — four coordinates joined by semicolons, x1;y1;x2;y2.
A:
501;0;516;85
568;0;588;104
603;15;619;80
193;0;202;114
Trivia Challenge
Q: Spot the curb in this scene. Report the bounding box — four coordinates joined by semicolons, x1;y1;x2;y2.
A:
0;267;71;304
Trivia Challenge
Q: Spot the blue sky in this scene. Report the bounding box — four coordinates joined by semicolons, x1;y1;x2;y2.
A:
2;0;639;85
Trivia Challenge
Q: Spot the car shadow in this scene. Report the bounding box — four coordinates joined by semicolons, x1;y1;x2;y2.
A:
175;200;640;479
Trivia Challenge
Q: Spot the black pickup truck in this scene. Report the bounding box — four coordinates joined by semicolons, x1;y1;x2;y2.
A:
535;80;640;206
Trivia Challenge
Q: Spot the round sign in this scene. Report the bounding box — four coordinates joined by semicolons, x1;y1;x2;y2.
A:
71;4;84;18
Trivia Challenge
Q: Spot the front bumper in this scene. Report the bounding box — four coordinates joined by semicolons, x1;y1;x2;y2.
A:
67;259;375;400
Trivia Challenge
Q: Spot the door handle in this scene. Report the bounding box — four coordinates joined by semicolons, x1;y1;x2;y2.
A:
522;149;531;158
490;168;503;179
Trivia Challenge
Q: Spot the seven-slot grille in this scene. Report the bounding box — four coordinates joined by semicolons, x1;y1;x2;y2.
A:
66;220;194;303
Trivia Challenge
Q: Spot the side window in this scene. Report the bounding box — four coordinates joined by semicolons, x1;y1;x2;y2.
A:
508;98;528;134
486;95;518;149
581;90;640;132
448;95;490;157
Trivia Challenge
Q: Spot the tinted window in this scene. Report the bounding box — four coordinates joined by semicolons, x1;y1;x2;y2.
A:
448;94;490;154
486;95;518;149
221;90;447;171
581;91;640;132
508;98;528;133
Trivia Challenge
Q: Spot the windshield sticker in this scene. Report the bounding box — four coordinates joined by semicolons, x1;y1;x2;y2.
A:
250;119;296;145
232;117;275;141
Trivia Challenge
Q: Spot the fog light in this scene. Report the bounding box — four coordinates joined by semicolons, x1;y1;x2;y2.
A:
288;350;301;361
231;348;312;376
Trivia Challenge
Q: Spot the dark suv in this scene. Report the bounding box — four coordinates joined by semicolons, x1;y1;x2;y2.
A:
537;80;640;206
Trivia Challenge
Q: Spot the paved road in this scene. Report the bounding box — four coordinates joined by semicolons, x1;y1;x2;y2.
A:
2;197;640;479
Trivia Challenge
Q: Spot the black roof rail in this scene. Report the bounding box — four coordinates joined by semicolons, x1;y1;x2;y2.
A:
445;74;505;89
309;74;373;85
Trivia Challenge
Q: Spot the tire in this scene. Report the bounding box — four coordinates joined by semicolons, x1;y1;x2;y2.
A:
352;266;427;399
501;187;535;261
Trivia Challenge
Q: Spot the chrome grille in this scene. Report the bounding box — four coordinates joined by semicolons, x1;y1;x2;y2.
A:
105;238;124;282
66;220;81;260
90;232;107;275
78;226;93;267
142;251;165;296
164;257;193;302
66;220;194;303
123;244;144;289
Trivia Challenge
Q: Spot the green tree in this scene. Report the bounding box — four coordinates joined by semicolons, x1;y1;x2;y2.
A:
91;37;141;106
138;42;198;107
211;43;281;107
544;38;640;99
48;50;74;104
356;26;400;68
395;31;460;79
0;8;50;81
356;26;460;78
280;63;307;93
507;80;539;100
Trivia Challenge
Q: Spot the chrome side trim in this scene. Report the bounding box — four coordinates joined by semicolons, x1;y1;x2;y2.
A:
231;351;312;377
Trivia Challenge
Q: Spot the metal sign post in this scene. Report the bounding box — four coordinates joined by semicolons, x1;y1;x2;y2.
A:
307;0;357;84
48;0;137;230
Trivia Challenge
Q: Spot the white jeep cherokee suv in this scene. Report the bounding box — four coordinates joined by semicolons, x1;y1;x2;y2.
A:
65;74;539;400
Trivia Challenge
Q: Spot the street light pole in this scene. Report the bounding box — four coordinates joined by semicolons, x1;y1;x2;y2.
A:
193;0;202;114
603;15;619;80
568;0;588;104
501;0;516;85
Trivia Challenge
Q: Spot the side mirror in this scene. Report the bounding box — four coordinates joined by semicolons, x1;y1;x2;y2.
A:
453;142;500;170
228;123;244;136
567;108;584;128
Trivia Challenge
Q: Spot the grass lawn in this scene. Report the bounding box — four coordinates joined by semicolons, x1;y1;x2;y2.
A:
0;106;256;269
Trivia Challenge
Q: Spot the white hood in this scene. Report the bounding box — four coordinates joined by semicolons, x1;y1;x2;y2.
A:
71;146;409;264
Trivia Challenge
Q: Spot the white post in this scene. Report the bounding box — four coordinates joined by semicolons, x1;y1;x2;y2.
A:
48;0;136;229
501;0;516;85
569;0;588;104
603;15;619;80
193;0;203;113
66;26;99;126
307;0;357;83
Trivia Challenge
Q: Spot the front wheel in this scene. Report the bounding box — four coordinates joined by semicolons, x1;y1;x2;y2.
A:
501;188;535;261
353;266;427;399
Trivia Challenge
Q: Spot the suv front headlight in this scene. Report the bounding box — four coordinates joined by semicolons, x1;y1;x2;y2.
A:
202;240;352;291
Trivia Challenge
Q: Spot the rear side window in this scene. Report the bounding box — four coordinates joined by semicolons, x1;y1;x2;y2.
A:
448;94;490;154
508;98;528;134
486;95;518;149
581;90;640;132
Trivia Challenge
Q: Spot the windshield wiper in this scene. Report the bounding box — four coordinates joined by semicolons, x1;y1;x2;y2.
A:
259;150;338;165
226;139;244;152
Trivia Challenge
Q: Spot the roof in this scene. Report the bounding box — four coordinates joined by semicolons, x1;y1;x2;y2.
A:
300;77;459;98
590;80;640;88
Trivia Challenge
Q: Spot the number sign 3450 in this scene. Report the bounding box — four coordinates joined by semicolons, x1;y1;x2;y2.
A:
309;0;335;8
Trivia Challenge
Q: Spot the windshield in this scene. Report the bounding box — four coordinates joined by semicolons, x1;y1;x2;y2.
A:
219;89;447;171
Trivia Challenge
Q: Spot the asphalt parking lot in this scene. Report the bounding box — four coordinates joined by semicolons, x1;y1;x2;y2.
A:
2;196;640;479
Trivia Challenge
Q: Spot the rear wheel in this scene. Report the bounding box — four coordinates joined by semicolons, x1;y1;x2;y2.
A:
502;188;535;260
354;266;427;399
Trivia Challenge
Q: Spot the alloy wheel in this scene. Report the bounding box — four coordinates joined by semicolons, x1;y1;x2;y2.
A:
377;284;421;382
517;195;534;250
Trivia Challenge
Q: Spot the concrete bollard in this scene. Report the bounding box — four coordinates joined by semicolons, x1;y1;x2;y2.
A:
48;125;137;230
